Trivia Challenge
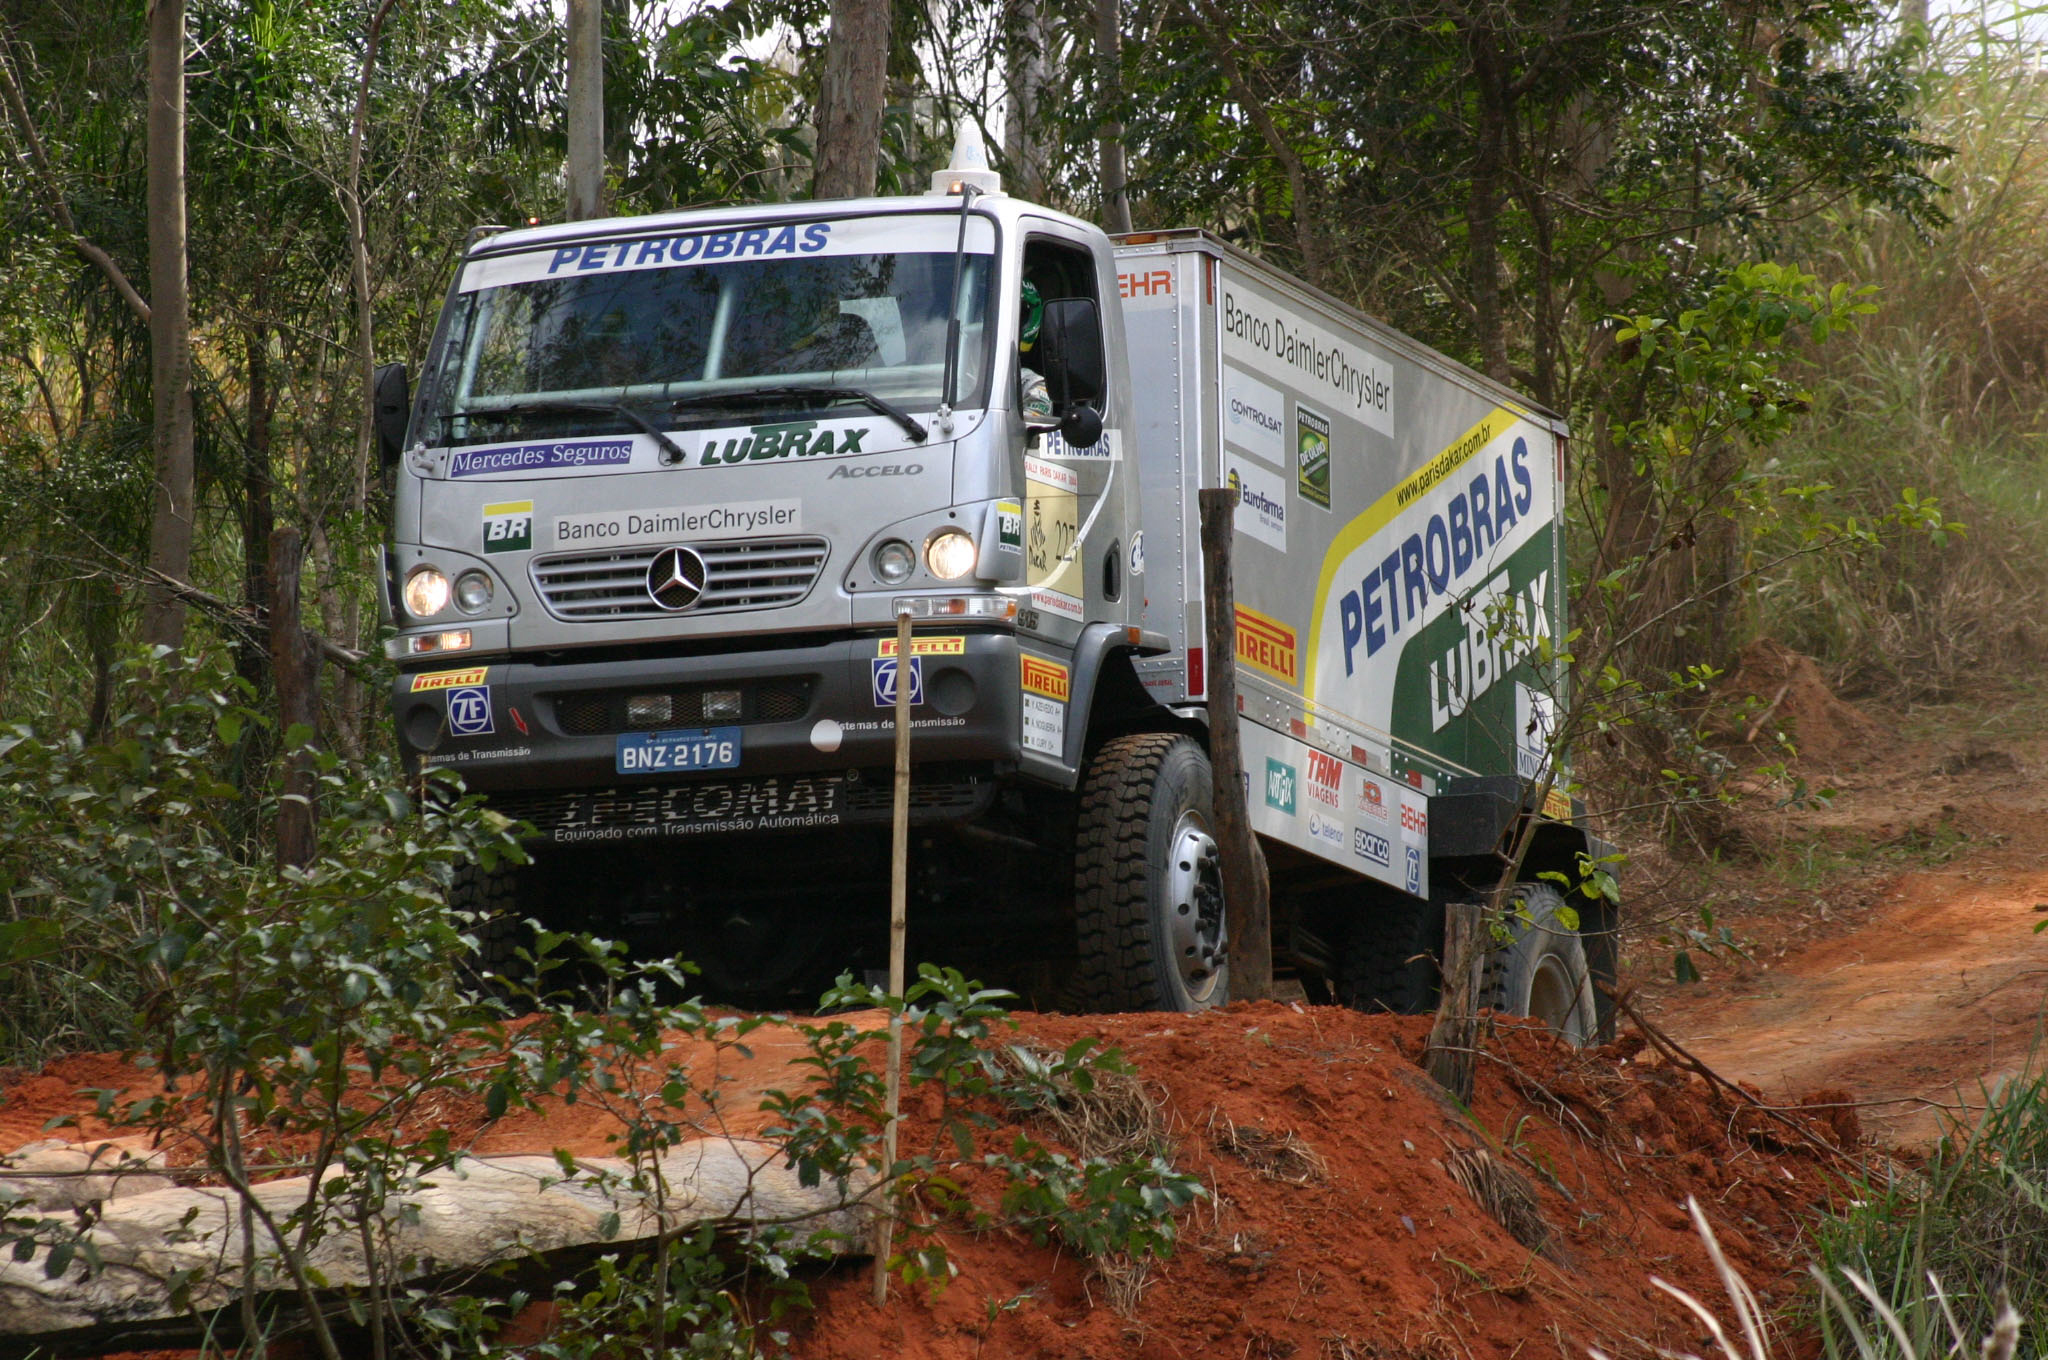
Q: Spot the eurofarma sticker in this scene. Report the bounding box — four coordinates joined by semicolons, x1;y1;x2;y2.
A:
1226;455;1287;552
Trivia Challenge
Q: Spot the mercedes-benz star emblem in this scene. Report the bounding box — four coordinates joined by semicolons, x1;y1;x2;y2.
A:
646;546;707;611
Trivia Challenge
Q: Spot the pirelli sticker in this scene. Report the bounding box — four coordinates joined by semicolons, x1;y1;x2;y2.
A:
877;635;967;657
1235;604;1298;685
1020;655;1070;701
410;666;490;692
1020;654;1070;757
1542;787;1573;821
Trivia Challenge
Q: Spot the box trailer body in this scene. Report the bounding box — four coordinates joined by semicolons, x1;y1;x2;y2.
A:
1113;232;1572;906
378;157;1607;1023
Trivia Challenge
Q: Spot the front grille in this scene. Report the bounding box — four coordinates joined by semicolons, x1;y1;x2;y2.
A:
552;679;814;736
531;537;829;621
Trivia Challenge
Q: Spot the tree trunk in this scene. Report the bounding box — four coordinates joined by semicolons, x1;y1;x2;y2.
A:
1422;900;1485;1102
1190;0;1324;286
338;0;399;762
813;0;890;200
566;0;604;219
1199;488;1272;1001
1095;0;1131;233
237;319;275;697
1464;21;1512;387
140;0;195;651
0;1141;869;1349
270;527;319;871
1003;0;1054;202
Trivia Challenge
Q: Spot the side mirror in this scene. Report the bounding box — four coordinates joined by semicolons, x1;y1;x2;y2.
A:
1058;404;1103;448
1037;297;1106;412
373;362;411;468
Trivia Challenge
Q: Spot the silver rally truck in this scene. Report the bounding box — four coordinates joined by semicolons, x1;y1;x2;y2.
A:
377;138;1615;1029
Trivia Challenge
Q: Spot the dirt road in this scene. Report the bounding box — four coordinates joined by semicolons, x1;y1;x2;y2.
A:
1641;718;2048;1147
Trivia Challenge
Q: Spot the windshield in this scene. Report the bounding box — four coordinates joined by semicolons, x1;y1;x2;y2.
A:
424;216;994;447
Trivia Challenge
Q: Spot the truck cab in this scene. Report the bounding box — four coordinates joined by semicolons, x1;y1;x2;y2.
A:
380;146;1200;1004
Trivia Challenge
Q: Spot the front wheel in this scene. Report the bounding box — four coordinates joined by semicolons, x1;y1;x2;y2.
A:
1068;733;1229;1012
1481;882;1598;1046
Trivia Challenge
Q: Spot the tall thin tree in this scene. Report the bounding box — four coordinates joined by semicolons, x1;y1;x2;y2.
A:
1095;0;1131;232
813;0;889;199
567;0;604;219
141;0;194;650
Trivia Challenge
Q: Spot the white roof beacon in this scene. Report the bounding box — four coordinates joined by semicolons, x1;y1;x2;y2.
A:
928;123;1004;198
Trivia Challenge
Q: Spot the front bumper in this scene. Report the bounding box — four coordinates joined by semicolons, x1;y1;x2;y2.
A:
392;631;1023;837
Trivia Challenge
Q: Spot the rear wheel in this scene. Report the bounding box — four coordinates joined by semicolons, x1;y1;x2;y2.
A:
1481;882;1598;1046
1068;733;1228;1012
1336;895;1442;1015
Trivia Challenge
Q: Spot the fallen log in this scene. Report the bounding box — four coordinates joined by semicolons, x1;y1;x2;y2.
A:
0;1138;868;1348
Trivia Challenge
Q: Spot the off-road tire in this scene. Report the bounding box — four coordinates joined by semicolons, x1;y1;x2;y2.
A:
450;859;527;995
1480;882;1598;1046
1068;733;1228;1013
1336;896;1442;1015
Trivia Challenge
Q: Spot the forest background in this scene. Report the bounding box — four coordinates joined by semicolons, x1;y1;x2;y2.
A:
1;0;2042;788
0;2;2046;1352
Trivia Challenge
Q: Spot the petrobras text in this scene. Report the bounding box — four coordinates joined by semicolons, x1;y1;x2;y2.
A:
461;214;999;292
1332;430;1545;677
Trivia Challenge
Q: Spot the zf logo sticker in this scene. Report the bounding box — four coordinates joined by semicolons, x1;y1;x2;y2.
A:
1264;759;1296;815
1405;846;1423;894
447;685;494;737
871;657;923;707
482;500;533;554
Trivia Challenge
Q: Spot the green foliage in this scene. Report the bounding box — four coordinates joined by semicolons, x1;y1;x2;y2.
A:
0;647;519;1066
1808;1066;2048;1357
1746;20;2048;697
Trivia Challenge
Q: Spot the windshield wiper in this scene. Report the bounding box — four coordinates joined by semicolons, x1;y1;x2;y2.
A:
680;385;929;443
481;399;691;466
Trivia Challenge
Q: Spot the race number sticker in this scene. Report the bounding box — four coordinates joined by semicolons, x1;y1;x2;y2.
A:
1024;455;1083;619
1020;655;1069;757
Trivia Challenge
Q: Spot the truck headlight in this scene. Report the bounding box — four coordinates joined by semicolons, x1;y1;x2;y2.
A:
402;566;450;618
453;569;495;614
871;539;916;584
924;529;977;581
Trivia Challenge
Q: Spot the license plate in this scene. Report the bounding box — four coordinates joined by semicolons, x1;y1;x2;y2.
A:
615;727;741;775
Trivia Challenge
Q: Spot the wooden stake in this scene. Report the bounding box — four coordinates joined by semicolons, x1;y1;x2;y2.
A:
873;606;914;1304
1423;900;1486;1103
1198;488;1272;1002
